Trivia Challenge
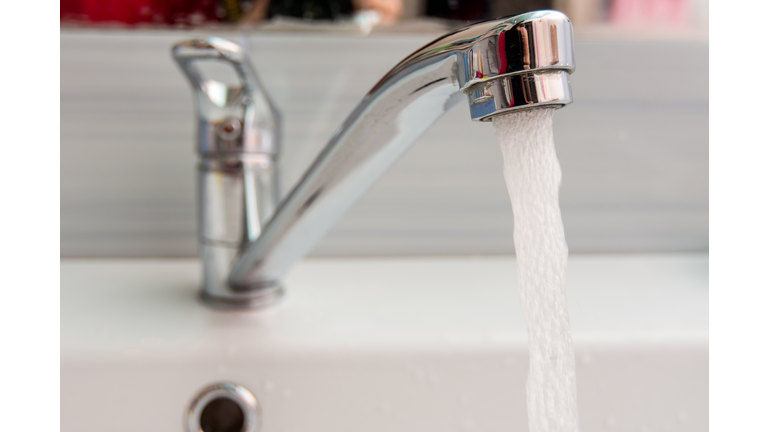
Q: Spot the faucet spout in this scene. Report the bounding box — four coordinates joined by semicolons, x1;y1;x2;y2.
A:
224;10;574;307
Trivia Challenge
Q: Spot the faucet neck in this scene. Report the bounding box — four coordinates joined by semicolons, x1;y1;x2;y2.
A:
225;11;575;303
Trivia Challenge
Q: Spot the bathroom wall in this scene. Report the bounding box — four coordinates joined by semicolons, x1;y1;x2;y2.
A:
60;31;708;257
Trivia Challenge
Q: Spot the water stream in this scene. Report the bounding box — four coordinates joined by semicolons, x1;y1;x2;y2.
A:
493;108;580;432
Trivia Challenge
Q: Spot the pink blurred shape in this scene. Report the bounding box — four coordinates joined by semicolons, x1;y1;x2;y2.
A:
609;0;691;27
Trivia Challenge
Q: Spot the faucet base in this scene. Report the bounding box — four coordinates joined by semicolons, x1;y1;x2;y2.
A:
201;243;284;309
199;285;284;309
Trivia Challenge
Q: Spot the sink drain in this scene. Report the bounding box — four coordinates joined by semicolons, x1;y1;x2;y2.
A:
186;382;261;432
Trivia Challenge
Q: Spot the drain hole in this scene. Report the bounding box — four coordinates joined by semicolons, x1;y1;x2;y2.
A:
200;397;245;432
187;382;260;432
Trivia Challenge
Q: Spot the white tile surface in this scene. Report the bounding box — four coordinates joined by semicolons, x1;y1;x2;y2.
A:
60;32;708;257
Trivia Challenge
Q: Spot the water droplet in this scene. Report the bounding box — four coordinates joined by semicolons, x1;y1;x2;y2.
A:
124;348;143;357
617;128;629;142
414;369;426;382
580;352;593;366
605;415;617;429
282;388;292;399
678;410;688;423
264;380;274;392
226;345;238;357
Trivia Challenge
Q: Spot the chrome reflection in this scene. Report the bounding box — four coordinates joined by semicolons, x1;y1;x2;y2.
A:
466;71;572;121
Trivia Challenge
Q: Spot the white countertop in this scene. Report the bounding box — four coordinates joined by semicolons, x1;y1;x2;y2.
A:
61;253;708;360
61;254;708;432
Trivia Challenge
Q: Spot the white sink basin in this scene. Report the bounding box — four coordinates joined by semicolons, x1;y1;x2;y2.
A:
61;254;708;432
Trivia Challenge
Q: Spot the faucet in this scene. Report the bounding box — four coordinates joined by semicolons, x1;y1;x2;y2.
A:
173;10;575;308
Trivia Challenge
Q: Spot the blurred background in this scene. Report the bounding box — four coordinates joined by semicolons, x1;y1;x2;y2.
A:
60;0;708;258
60;0;708;33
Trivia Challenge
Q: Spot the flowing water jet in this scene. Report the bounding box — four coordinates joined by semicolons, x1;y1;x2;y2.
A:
494;108;579;432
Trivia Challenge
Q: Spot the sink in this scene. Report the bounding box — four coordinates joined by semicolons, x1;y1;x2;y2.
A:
61;253;707;431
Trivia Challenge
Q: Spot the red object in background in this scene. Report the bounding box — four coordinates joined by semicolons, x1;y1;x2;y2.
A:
60;0;222;25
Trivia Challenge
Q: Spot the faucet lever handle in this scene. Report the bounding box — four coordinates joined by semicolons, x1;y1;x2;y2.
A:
172;38;258;107
172;37;280;157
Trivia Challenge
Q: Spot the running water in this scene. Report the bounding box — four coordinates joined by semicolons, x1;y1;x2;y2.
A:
493;108;580;432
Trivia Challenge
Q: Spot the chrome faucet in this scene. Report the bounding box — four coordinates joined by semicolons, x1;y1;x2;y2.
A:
173;10;575;308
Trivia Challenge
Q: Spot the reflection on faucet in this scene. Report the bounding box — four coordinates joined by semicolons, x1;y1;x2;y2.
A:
174;10;575;308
